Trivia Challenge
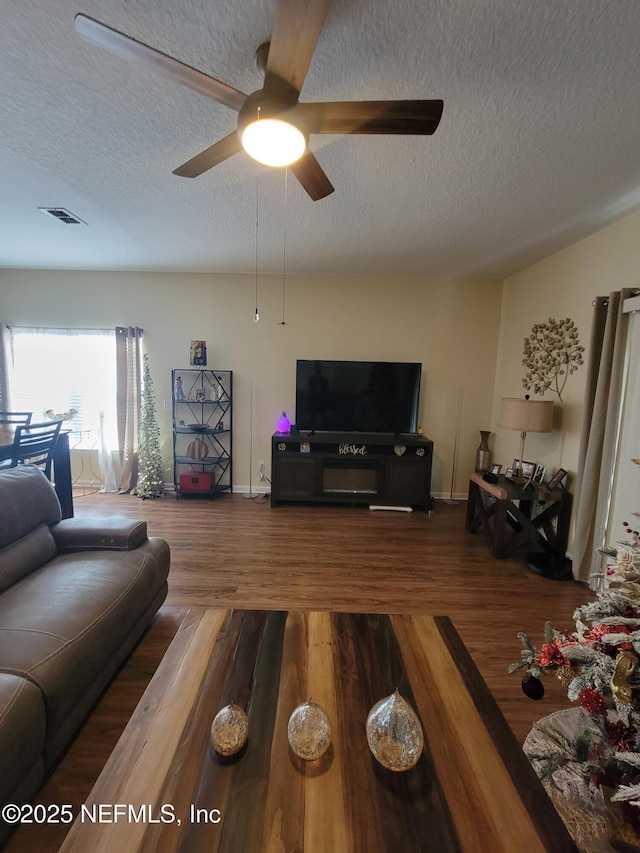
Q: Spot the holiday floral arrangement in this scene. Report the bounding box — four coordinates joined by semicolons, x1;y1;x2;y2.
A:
511;482;640;845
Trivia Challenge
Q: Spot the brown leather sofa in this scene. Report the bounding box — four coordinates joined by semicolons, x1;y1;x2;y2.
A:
0;466;170;843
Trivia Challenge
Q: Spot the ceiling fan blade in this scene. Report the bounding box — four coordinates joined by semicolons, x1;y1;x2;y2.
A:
173;132;242;178
74;13;247;111
298;100;444;135
263;0;333;102
289;152;334;201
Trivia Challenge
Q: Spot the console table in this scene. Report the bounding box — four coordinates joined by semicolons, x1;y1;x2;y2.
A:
59;609;575;852
270;431;433;510
465;472;572;559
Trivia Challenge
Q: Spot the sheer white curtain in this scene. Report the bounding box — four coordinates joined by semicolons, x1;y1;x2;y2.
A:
98;410;119;493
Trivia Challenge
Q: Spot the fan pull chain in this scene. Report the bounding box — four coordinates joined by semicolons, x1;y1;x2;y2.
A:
279;168;289;325
254;177;260;322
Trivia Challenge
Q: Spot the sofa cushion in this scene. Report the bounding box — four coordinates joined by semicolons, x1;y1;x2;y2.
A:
0;467;61;549
0;537;170;761
0;524;58;595
0;672;46;806
51;517;148;552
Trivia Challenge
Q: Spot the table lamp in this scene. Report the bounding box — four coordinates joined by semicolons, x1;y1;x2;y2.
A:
499;397;554;482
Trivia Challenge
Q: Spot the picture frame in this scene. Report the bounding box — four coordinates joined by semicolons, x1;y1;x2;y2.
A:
511;459;536;480
517;460;536;481
491;464;502;475
505;467;515;480
533;464;546;484
548;467;568;490
190;339;207;366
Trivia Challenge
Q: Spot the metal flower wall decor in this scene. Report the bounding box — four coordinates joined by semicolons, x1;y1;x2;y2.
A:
522;317;584;402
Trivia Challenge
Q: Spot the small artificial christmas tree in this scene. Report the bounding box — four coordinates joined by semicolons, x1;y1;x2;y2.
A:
136;353;164;499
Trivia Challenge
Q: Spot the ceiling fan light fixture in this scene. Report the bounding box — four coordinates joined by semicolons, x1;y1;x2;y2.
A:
75;7;442;200
240;117;306;167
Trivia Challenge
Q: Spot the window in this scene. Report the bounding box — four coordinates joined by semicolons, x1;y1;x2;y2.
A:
7;327;117;450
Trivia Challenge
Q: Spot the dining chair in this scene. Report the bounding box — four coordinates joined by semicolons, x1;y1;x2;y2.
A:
8;419;63;480
0;411;33;426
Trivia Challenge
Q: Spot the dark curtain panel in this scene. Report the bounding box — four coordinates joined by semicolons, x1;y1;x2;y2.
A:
573;291;633;582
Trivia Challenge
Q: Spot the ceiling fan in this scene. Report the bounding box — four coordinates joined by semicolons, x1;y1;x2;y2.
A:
74;0;443;201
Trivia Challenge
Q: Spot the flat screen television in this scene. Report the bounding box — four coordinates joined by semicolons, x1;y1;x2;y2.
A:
295;359;421;434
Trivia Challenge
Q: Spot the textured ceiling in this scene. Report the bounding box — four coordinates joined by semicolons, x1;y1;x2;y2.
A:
2;0;640;278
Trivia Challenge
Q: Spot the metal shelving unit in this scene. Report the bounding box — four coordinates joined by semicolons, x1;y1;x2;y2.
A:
171;368;232;499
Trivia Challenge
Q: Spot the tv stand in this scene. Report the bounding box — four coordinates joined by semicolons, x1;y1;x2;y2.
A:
271;431;433;510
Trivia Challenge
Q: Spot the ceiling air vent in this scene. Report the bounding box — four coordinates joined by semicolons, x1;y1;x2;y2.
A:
38;207;87;225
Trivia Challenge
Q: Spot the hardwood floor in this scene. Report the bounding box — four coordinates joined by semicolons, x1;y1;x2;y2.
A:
4;491;593;852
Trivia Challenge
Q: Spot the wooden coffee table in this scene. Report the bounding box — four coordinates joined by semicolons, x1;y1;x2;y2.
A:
59;609;576;852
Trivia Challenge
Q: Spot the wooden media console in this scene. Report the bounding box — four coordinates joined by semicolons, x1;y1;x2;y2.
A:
270;431;433;510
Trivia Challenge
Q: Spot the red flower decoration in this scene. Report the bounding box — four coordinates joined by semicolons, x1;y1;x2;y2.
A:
579;688;607;715
534;640;571;668
585;624;636;652
606;719;637;752
587;624;631;641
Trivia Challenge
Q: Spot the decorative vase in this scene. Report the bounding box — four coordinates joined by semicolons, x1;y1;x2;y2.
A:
277;411;291;434
475;430;491;473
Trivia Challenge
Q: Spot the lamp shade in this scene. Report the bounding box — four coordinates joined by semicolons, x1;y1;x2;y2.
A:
499;398;554;433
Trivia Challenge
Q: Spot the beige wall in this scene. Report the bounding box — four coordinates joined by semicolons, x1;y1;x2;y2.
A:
492;206;640;508
0;269;503;497
3;205;639;507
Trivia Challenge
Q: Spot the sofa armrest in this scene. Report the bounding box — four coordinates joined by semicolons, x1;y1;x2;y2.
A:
50;517;148;552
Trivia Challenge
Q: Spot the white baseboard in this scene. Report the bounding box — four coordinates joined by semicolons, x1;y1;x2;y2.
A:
234;484;270;495
79;483;459;502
